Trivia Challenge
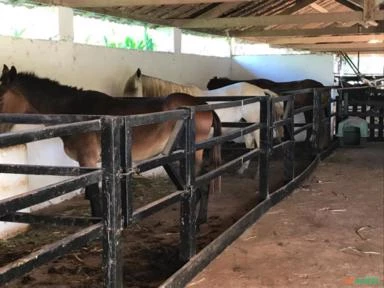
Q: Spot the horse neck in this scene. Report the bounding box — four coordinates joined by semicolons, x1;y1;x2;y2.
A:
12;77;76;114
142;75;201;97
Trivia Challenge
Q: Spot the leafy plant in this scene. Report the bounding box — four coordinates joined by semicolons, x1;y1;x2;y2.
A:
103;28;155;51
12;28;26;38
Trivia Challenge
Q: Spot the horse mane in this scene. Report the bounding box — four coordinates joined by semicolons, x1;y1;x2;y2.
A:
141;74;201;97
6;72;115;114
15;72;83;100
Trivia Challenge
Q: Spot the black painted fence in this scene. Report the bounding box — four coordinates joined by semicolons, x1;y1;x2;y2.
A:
338;86;384;141
0;87;340;288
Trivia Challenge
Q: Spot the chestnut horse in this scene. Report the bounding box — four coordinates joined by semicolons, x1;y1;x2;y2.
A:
124;69;285;174
206;76;330;142
0;65;222;224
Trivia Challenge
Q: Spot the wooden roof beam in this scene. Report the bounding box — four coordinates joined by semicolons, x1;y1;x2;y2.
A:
195;2;242;19
276;0;317;15
272;42;384;52
251;33;384;44
334;0;363;11
232;21;384;37
40;0;253;7
172;11;384;29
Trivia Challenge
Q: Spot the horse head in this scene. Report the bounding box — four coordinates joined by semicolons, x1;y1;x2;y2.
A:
0;64;36;116
264;90;285;142
0;64;32;133
1;64;17;86
206;76;234;90
123;68;143;97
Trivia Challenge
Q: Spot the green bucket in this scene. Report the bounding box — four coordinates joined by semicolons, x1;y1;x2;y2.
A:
343;126;360;145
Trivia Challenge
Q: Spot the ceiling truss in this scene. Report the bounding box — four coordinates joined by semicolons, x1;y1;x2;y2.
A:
35;0;384;53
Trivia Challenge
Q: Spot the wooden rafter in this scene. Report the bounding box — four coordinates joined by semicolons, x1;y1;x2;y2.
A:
310;3;328;13
195;2;242;19
334;0;363;11
171;11;384;29
232;23;383;37
275;42;384;52
250;33;384;44
277;0;317;15
40;0;251;7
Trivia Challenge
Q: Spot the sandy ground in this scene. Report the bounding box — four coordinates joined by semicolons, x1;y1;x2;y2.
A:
188;143;384;288
1;142;382;287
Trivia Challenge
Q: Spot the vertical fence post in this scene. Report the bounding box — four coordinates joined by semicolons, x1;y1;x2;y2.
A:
122;119;133;227
180;107;197;261
343;91;349;119
379;106;384;141
283;95;295;183
312;89;321;156
101;116;123;288
322;88;331;149
259;97;271;200
336;94;342;136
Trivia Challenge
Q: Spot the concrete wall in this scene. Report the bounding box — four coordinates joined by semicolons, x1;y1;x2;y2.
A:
231;54;334;85
0;35;231;95
0;124;80;239
231;54;335;141
0;141;29;238
0;35;232;238
0;35;335;238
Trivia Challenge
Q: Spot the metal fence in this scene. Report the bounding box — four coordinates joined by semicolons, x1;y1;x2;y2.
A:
337;86;384;141
0;88;338;288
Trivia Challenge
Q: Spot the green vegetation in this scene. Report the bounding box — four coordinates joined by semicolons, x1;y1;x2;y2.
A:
103;28;155;51
12;28;25;38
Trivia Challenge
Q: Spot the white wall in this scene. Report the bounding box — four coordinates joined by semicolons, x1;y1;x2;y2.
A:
0;35;336;238
231;54;335;141
0;142;29;238
0;35;231;95
0;125;80;239
0;35;232;238
231;54;334;85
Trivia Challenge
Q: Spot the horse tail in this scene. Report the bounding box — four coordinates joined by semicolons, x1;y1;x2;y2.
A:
211;111;222;194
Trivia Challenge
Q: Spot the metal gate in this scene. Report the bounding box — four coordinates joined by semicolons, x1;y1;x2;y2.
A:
0;88;338;287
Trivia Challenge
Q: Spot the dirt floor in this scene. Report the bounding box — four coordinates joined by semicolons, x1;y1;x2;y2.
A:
188;142;384;288
2;141;381;288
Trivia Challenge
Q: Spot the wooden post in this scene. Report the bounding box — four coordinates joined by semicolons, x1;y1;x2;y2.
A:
283;95;295;183
58;7;74;42
259;97;271;200
101;116;123;288
180;108;197;261
121;119;133;227
312;89;321;156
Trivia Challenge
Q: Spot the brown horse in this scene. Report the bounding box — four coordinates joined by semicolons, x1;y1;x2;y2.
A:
206;76;325;92
0;65;222;223
207;76;330;142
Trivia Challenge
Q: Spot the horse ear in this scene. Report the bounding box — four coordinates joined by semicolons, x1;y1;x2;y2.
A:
136;68;142;78
1;65;10;84
2;64;9;74
9;66;17;82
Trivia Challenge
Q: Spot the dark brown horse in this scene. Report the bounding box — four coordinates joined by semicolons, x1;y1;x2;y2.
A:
207;76;330;142
206;76;324;92
0;65;222;223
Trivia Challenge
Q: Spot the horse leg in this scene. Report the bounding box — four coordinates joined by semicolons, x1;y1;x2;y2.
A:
195;150;209;226
67;137;102;217
196;186;209;226
85;183;102;217
237;133;255;174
